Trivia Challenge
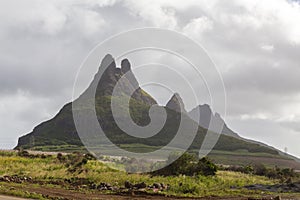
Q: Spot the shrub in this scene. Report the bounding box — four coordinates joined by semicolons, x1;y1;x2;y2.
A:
17;150;30;158
253;164;268;176
226;163;298;182
17;150;50;159
151;152;217;176
56;152;90;174
196;157;217;176
84;153;97;161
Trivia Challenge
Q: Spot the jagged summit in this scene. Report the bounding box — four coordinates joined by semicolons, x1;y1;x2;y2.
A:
121;58;131;73
166;93;186;113
15;54;297;168
86;54;156;105
16;54;157;148
188;104;239;138
164;94;238;138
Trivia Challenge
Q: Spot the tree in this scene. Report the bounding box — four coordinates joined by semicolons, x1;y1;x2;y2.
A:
151;152;217;176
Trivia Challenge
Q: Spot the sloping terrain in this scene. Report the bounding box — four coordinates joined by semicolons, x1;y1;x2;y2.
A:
15;54;300;168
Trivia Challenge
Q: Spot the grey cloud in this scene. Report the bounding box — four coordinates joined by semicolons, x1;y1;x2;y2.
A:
224;61;300;95
226;117;300;157
279;121;300;133
0;0;300;157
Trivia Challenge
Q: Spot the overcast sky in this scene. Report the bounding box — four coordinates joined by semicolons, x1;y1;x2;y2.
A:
0;0;300;157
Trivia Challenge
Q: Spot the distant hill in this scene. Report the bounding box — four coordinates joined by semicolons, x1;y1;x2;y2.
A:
15;54;300;169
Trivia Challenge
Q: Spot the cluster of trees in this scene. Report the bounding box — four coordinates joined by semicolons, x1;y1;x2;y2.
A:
225;164;298;182
151;153;217;176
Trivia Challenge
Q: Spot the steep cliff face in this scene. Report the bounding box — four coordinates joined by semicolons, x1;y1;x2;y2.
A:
16;54;157;149
82;54;156;105
166;93;186;113
188;104;239;138
165;94;238;138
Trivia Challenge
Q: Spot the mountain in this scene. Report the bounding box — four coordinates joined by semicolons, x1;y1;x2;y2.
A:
16;54;157;148
166;93;186;113
15;54;300;169
189;104;239;138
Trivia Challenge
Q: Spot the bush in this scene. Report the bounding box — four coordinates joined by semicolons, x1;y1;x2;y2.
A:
227;165;254;174
226;163;298;182
17;150;30;157
253;164;268;176
84;153;97;161
56;152;90;173
196;157;217;176
17;150;50;159
151;152;217;176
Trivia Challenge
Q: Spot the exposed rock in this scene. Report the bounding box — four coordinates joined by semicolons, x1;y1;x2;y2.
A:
15;54;157;149
134;182;147;189
188;104;239;138
274;196;281;200
166;93;186;113
152;183;161;189
0;175;33;184
125;180;133;189
89;183;97;190
192;104;212;129
121;59;131;73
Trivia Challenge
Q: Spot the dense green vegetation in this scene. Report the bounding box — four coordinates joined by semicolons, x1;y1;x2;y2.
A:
152;153;217;176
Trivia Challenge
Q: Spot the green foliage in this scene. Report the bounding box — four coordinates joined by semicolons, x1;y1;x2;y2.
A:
56;152;95;174
16;94;280;161
253;164;268;176
17;150;30;157
0;151;16;157
196;157;218;176
226;165;254;174
226;164;299;182
118;157;154;173
151;153;217;177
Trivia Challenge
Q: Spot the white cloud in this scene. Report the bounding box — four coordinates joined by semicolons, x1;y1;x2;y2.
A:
261;44;274;52
240;113;270;120
69;7;106;36
183;16;213;37
124;0;178;29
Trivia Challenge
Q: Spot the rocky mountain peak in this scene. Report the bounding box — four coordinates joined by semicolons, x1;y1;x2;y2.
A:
121;58;131;73
166;93;186;113
188;104;239;138
102;54;116;74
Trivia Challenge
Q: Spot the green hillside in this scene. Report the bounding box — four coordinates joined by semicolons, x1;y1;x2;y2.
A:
15;54;300;169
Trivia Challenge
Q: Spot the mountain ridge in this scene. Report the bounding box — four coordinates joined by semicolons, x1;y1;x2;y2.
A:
188;104;239;138
15;54;300;168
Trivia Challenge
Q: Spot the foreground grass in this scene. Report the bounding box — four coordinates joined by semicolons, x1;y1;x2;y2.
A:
0;151;288;199
0;182;47;199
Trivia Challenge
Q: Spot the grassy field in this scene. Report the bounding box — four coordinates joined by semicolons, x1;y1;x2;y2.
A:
0;150;299;199
29;144;300;170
